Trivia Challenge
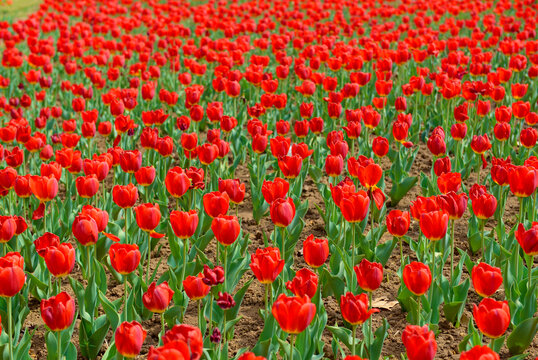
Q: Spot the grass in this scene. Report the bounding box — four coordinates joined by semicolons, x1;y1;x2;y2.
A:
0;0;41;20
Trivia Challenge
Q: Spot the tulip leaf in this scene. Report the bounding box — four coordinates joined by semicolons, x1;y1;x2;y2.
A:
326;324;353;350
370;318;390;360
98;291;121;330
507;316;538;354
375;236;397;266
389;175;417;206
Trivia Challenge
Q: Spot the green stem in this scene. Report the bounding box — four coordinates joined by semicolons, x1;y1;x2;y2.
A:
519;197;524;225
264;284;268;313
125;209;129;244
527;255;533;292
368;291;373;347
146;233;151;284
7;296;13;360
450;220;455;284
57;330;62;360
223;245;228;292
85;245;91;280
351;324;357;355
208;294;213;335
289;334;295;360
123;276;128;322
417;295;421;326
180;238;189;294
480;220;486;259
351;222;356;289
399;236;403;266
160;314;165;346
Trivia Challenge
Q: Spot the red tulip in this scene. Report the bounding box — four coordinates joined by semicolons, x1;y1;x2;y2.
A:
420;210;448;241
261;178;289;204
112;184;139;208
29;175;58;202
471;263;503;297
211;215;241;246
402;325;437;360
340;292;379;325
286;268;318;298
165;167;191;198
460;345;500;360
147;341;190;359
386;210;410;237
115;321;147;358
410;196;439;221
325;154;344;177
471;193;498;220
437;172;461;194
354;259;383;292
278;155;303;179
134;203;161;233
272;294;316;334
72;214;99;246
120;150;142;174
34;232;60;254
515;222;538;255
218;178;246;204
203;191;229;218
438;192;467;220
81;205;108;233
250;247;285;284
0;216;16;243
161;324;203;360
170;210;199;239
372;136;389;157
340;191;370;223
109;243;141;275
237;352;267;360
302;235;329;268
198;143;219;165
403;262;432;296
143;281;174;313
473;298;510;338
270;197;295;227
75;175;99;198
508;166;538;198
135;166;156;186
40;292;76;331
0;252;26;297
183;273;210;301
39;243;76;277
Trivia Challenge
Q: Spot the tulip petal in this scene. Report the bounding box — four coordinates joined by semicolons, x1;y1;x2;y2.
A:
103;232;121;242
149;231;165;239
32;203;45;220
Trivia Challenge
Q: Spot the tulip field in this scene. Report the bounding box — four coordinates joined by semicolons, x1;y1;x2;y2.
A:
1;0;538;359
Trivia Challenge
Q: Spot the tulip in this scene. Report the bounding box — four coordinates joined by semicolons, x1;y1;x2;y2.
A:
218;178;246;205
109;243;141;275
183;273;210;301
0;252;26;360
211;215;240;247
354;259;383;292
403;261;431;323
135;166;156;186
271;293;316;360
39;243;76;278
437;172;461;194
402;325;437;360
165;167;191;199
75;175;99;198
325;154;344;177
270;197;295;228
134;203;162;234
386;210;410;263
420;210;448;241
471;263;503;298
147;340;191;359
170;210;198;240
302;235;329;268
261;177;289;204
286;268;318;298
340;190;370;223
0;216;16;244
40;292;75;332
203;191;229;218
120;150;142;174
72;214;99;246
278;154;303;179
161;324;203;360
460;345;500;360
143;282;174;313
112;184;138;208
473;298;510;338
340;292;379;355
115;321;147;358
237;353;267;360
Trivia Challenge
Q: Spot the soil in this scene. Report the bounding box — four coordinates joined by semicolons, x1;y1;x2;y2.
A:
20;132;537;360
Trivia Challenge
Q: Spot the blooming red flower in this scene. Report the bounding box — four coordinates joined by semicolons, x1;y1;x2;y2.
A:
109;243;141;275
354;259;383;292
515;222;538;255
386;210;410;237
340;292;379;325
250;247;285;284
170;210;199;239
460;345;499;360
40;292;76;332
402;325;437;360
143;282;174;313
115;321;147;358
473;298;510;338
302;235;329;268
286;268;318;298
403;262;432;296
471;263;503;297
211;215;241;246
272;294;316;334
270;197;295;227
183;273;210;301
420;210;449;241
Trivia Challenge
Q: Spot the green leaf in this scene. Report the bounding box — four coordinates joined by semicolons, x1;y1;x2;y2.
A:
326;324;353;350
507;317;538;354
